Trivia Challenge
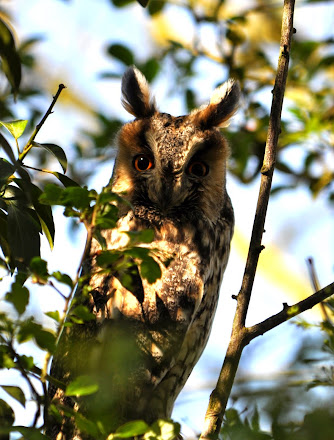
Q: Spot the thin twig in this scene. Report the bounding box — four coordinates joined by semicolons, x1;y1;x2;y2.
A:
200;1;296;439
306;257;331;322
19;84;66;161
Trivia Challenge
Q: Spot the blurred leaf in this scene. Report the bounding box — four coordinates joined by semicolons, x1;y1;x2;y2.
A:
65;375;99;397
45;310;60;323
111;0;136;7
110;420;149;439
51;271;73;289
17;322;56;352
31;141;67;173
1;386;26;407
0;398;15;428
5;281;29;315
96;249;121;267
140;256;161;284
148;0;165;15
0;17;21;95
70;305;95;323
0;120;27;140
139;58;160;82
107;43;134;66
30;256;49;284
125;229;154;244
143;419;180;440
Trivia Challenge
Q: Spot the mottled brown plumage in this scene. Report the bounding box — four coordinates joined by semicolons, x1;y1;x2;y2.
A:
46;67;239;439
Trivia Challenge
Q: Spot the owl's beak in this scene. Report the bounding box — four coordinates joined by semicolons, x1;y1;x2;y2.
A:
152;176;184;212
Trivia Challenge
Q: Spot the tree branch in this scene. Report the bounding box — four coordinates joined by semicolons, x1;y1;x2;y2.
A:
246;281;334;343
200;1;296;439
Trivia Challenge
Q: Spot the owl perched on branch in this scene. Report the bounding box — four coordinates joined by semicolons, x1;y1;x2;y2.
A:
46;67;240;439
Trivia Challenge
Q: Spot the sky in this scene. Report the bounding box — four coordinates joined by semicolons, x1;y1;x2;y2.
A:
1;0;334;436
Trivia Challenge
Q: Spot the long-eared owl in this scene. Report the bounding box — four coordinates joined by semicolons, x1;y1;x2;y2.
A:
46;67;240;439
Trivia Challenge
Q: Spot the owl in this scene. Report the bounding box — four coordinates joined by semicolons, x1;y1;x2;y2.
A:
46;67;240;439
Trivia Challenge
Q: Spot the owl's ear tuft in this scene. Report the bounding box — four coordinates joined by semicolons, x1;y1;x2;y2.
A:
194;79;240;129
121;66;157;118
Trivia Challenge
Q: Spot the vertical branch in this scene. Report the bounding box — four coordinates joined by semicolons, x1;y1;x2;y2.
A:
200;1;295;439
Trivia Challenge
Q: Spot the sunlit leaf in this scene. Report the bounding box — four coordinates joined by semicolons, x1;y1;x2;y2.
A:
45;310;60;323
65;375;99;397
32;141;67;173
1;386;26;407
0;119;27;140
109;420;149;439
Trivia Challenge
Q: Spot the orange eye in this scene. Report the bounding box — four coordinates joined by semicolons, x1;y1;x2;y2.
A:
133;155;154;172
187;161;209;177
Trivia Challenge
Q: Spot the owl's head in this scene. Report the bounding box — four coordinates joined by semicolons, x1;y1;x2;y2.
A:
112;66;240;224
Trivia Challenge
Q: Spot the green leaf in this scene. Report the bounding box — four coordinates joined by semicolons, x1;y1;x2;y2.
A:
38;183;64;205
111;0;136;8
0;120;27;140
111;420;149;439
70;305;95;323
0;210;11;263
51;271;73;289
5;281;29;315
125;229;154;244
1;385;26;407
65;375;99;397
96;250;121;267
31;141;67;173
0;398;15;427
107;44;134;66
7;204;41;267
140;257;161;284
61;186;91;210
51;171;80;187
17;319;56;352
124;246;150;259
30;256;49;283
45;310;60;323
0;17;22;95
0;158;15;184
143;419;180;440
0;132;16;162
148;0;165;15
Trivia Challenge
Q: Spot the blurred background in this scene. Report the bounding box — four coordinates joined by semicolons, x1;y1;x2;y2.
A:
0;0;334;437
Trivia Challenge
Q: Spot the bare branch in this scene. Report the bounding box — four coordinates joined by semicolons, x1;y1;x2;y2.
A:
200;2;296;439
246;281;334;342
